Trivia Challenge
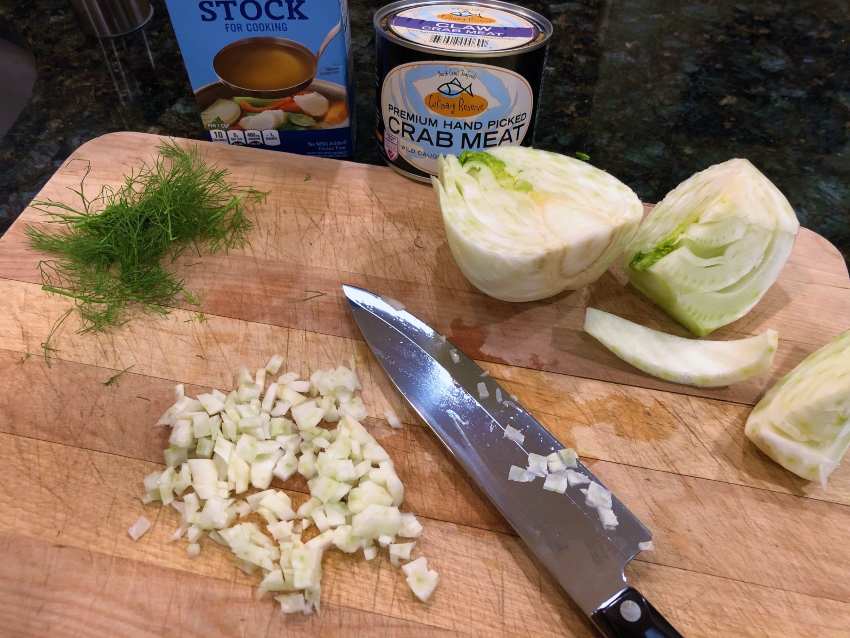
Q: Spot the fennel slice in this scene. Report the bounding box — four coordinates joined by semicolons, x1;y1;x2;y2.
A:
583;307;778;387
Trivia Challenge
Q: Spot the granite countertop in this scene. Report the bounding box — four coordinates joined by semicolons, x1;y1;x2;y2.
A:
1;0;848;263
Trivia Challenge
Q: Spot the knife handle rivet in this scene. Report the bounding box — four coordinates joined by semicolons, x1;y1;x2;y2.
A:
619;599;642;623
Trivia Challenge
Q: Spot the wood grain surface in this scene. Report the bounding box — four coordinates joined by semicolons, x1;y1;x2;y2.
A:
0;132;848;637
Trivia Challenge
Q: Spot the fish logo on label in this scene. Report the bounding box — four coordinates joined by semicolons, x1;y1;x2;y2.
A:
437;9;496;24
438;78;473;97
426;77;488;118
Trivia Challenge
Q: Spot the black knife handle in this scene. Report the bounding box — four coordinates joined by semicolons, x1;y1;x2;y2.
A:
591;587;684;638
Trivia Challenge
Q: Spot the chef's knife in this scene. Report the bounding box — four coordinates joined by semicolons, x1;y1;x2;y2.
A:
342;285;683;638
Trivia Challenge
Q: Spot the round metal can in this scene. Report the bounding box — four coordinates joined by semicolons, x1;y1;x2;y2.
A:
374;0;553;182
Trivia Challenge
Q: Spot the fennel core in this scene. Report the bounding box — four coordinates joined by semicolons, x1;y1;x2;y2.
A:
628;221;691;272
26;141;266;336
457;150;533;193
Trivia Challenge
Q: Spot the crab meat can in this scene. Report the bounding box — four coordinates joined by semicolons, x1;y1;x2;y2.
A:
374;0;553;182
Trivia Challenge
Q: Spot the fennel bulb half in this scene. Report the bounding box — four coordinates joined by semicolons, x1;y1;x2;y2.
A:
432;148;643;302
625;159;799;336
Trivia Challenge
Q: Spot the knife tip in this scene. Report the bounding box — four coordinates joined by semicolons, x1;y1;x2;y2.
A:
340;283;361;300
342;284;380;312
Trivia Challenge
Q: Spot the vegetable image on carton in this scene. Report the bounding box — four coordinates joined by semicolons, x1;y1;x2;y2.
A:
164;0;354;158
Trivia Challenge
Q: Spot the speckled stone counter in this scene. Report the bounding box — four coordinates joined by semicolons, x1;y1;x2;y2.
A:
1;0;847;262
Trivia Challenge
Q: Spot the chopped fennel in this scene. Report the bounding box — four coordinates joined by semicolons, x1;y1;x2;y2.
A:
198;393;225;415
542;472;568;494
384;407;402;429
401;556;427;577
398;512;423;538
508;444;619;530
576;482;618;530
558;448;578;467
402;556;439;602
598;507;619;530
289;380;311;394
503;425;525;445
566;470;590;487
526;453;549;477
476;381;490;400
547;448;578;473
584;308;778;387
128;515;151;541
277;593;307;615
265;354;284;375
138;356;437;615
389;542;415;566
508;465;535;483
584;482;613;510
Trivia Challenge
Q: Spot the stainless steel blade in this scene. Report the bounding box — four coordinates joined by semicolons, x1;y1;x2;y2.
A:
342;284;652;617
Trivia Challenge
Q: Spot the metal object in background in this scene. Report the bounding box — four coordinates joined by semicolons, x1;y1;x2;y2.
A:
343;284;684;638
69;0;153;38
68;0;157;106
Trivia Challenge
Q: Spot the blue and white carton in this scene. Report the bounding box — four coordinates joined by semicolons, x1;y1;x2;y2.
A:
163;0;355;157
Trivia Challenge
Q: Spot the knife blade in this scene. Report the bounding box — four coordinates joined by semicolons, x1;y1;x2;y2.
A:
343;285;683;638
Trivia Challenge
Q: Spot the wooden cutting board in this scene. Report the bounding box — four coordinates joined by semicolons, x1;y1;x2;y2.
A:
0;132;848;637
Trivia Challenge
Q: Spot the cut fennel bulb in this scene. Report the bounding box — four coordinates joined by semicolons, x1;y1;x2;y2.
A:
139;356;436;616
584;308;778;387
625;158;799;336
433;148;643;302
745;331;850;484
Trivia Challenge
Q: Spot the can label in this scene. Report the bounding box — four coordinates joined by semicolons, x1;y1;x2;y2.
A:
381;61;533;175
389;3;537;52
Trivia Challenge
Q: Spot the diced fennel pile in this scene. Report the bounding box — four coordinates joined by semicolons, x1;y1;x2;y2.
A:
140;356;437;615
432;148;643;302
584;308;779;387
625;158;799;336
745;331;850;484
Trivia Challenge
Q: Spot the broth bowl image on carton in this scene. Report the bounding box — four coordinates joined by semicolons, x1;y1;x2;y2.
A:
164;0;355;157
375;0;553;181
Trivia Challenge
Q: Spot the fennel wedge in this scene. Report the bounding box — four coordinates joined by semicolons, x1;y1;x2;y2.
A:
745;331;850;484
624;159;799;336
584;308;778;387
